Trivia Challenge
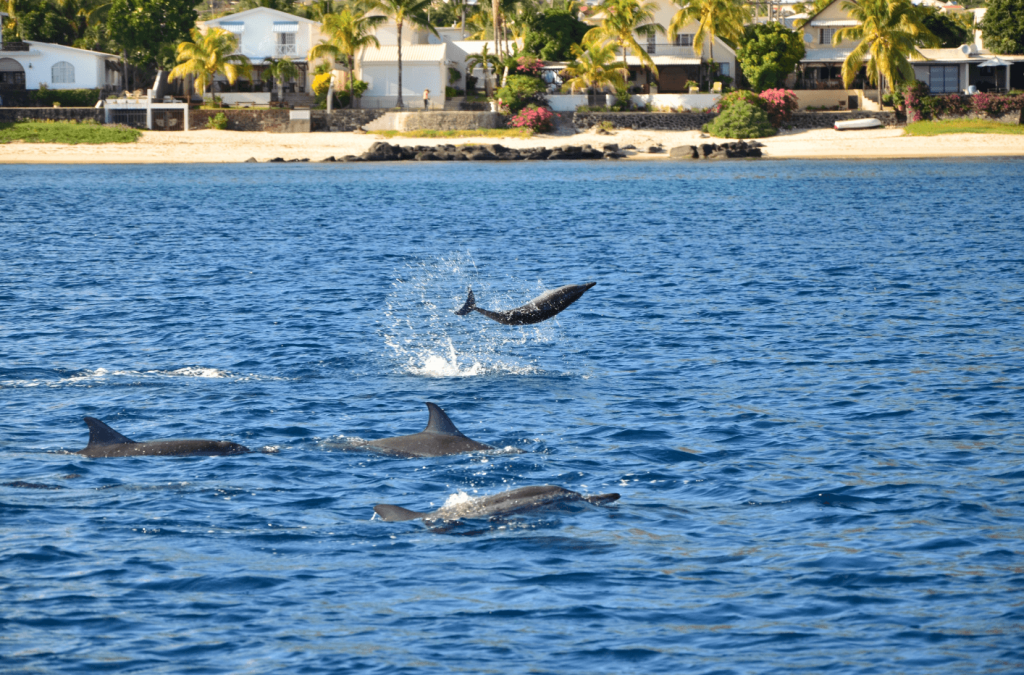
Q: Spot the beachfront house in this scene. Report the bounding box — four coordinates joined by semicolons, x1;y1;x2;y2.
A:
791;0;1023;108
354;18;455;110
0;12;121;102
791;0;876;109
198;7;323;106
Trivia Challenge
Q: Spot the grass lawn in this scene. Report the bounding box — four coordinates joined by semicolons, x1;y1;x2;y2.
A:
375;128;534;139
0;121;142;144
905;119;1024;136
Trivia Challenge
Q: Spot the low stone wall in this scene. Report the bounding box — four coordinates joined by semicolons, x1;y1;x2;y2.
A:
788;111;897;129
189;108;387;132
932;111;1023;125
313;109;388;131
0;107;105;124
363;111;504;132
572;112;714;130
189;109;290;132
573;110;897;131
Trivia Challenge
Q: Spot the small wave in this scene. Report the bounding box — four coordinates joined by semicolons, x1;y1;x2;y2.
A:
1;366;287;388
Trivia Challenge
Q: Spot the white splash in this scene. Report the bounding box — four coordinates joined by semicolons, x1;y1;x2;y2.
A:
441;491;476;509
379;253;565;379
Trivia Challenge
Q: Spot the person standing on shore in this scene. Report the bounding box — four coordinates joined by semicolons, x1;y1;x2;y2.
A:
423;89;430;110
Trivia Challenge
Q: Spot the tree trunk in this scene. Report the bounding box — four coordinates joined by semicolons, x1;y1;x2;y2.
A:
397;21;404;108
492;0;500;61
349;55;356;109
122;50;128;93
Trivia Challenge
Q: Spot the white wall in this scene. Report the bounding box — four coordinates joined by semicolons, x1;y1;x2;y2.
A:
361;62;446;107
633;93;720;110
206;9;322;62
547;93;720;111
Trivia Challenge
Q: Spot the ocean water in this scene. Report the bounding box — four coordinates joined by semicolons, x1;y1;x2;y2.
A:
1;159;1022;674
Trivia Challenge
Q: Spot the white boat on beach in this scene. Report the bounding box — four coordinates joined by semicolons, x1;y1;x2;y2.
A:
834;118;884;131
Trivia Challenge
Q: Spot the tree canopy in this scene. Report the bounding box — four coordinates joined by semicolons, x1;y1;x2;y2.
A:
107;0;197;68
918;6;970;49
981;0;1024;55
735;22;805;92
523;9;589;61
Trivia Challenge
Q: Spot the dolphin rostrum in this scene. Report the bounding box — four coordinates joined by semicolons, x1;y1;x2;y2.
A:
75;417;251;458
454;282;596;325
374;485;620;523
365;403;492;458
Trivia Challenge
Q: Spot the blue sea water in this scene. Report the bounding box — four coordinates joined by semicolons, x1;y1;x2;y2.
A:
1;158;1022;674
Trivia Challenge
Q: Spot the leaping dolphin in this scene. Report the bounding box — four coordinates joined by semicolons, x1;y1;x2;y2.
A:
455;282;596;325
365;403;492;458
75;417;251;458
374;485;620;523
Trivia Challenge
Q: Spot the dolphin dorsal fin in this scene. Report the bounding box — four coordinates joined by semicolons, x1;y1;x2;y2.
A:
84;417;135;447
374;504;427;522
423;402;466;437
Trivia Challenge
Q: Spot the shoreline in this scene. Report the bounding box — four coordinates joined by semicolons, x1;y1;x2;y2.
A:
2;127;1024;163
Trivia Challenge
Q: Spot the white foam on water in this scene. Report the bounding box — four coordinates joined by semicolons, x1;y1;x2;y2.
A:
441;491;476;509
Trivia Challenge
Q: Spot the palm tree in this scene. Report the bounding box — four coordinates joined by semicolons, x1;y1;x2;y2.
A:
373;0;438;108
262;56;300;104
560;42;627;95
583;0;664;81
168;28;252;97
834;0;939;106
466;42;501;96
669;0;748;85
308;9;385;107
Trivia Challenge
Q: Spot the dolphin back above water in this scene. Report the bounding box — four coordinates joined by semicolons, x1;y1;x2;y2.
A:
374;485;620;523
76;417;251;458
455;282;596;325
366;403;492;458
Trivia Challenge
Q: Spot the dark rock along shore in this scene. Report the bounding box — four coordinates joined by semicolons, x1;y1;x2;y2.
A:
261;140;766;164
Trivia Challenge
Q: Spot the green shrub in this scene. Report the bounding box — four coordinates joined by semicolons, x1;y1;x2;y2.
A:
495;74;546;114
714;90;764;114
207;112;229;130
705;100;776;139
33;88;101;107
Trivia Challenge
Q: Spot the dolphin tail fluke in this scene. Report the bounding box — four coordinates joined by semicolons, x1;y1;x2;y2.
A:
454;288;476;316
374;504;427;522
584;493;620;506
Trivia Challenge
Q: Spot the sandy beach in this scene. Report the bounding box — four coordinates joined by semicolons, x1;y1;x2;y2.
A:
2;126;1024;163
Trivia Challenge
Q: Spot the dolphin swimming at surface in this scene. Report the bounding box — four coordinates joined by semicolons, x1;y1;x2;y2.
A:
454;282;597;325
374;485;620;523
74;417;251;458
364;402;492;458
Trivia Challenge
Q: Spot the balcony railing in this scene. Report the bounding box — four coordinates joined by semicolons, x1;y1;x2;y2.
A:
1;42;31;52
275;44;297;57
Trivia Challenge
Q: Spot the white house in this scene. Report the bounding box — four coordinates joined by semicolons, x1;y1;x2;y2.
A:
199;7;324;99
0;13;121;96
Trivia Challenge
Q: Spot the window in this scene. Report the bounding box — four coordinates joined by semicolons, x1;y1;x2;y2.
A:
719;63;729;77
52;61;75;84
819;28;836;45
929;65;960;94
674;33;693;47
276;32;297;56
647;32;656;55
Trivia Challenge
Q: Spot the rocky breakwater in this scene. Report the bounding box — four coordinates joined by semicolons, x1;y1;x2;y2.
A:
332;141;615;162
669;141;764;160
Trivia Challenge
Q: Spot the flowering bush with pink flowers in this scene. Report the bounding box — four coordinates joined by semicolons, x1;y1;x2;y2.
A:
901;81;1024;121
515;54;544;76
758;88;799;128
508;104;557;133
